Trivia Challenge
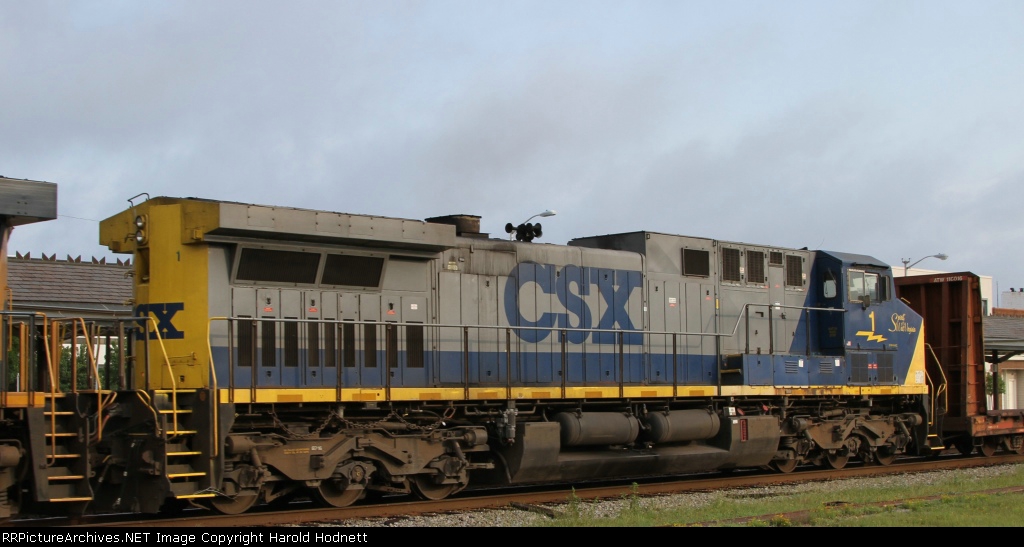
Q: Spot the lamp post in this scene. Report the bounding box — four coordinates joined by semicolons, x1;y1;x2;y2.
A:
507;210;556;241
902;253;948;276
522;209;557;225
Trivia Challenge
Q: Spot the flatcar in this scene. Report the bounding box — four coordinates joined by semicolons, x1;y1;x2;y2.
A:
0;195;1021;518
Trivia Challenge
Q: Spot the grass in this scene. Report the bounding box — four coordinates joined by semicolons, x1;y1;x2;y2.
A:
537;464;1024;527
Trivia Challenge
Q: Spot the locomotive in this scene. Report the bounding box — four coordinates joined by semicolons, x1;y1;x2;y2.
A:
0;194;1021;518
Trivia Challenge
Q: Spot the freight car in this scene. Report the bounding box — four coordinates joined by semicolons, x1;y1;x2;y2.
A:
1;195;1022;518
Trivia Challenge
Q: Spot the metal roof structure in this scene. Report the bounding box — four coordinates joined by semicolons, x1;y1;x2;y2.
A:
6;254;132;318
984;311;1024;365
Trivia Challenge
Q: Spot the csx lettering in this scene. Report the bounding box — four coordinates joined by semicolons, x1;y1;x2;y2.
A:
135;302;185;340
503;263;642;344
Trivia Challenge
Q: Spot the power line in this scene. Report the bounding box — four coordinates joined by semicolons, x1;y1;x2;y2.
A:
59;215;100;222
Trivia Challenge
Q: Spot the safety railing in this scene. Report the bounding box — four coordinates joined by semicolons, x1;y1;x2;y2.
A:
924;342;950;425
731;303;847;356
205;302;848;396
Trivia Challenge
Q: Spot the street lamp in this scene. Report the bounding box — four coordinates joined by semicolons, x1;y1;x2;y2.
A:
522;209;557;224
902;253;948;276
506;209;557;242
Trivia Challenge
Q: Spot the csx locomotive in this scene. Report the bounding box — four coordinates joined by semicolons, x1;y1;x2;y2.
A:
1;195;1021;518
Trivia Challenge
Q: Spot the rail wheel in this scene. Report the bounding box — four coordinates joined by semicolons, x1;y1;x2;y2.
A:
873;444;897;466
315;479;365;508
770;458;798;473
412;474;460;501
209;492;259;515
825;449;850;469
979;437;999;457
1013;436;1024;455
953;438;974;456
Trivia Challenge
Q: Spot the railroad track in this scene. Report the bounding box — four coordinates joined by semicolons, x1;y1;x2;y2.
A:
5;452;1019;529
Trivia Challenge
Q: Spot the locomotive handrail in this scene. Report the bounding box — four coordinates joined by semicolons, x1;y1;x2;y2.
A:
137;315;180;437
206;317;224;458
0;312;61;464
134;389;160;436
1;311;49;401
42;315;59;466
218;315;739;338
206;308;850;400
70;318;105;443
730;303;846;356
924;343;949;422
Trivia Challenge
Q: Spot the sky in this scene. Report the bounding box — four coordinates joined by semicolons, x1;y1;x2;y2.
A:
4;1;1024;302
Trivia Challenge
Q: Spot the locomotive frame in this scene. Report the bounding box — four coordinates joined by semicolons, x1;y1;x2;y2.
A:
0;195;1022;518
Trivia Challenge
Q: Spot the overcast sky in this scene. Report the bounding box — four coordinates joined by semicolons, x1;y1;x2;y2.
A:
4;1;1024;301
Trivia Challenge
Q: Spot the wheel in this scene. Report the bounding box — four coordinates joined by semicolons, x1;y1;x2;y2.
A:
980;437;998;457
953;438;974;456
1014;436;1024;455
825;449;850;470
770;458;798;473
412;474;460;501
873;445;897;466
315;479;365;508
209;492;259;515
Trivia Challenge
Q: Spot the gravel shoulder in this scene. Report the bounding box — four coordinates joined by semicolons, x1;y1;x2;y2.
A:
302;463;1023;527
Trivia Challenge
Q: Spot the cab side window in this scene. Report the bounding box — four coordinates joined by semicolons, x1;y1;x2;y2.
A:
848;269;889;305
849;270;865;302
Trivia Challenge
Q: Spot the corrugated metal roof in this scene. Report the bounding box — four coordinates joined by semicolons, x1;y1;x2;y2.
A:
7;257;132;314
984;314;1024;353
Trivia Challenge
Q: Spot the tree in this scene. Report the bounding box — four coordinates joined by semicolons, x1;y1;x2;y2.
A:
986;371;1005;396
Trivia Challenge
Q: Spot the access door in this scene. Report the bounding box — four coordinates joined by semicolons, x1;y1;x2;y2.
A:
339;293;385;388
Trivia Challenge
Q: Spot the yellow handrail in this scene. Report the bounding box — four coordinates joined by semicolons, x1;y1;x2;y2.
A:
71;318;105;442
135;390;160;435
141;316;178;436
924;342;949;426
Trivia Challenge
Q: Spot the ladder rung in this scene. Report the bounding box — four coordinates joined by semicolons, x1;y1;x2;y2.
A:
154;389;198;394
168;472;207;479
175;493;217;499
48;454;80;459
50;497;93;502
167;430;198;435
45;411;75;416
45;433;77;438
158;409;193;414
49;475;85;481
168;451;202;457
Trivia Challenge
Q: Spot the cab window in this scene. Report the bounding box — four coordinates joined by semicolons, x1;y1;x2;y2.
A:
848;269;889;304
848;270;865;302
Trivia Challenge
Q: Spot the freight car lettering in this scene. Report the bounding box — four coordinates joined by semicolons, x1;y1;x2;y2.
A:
888;313;918;334
503;263;641;344
134;302;185;340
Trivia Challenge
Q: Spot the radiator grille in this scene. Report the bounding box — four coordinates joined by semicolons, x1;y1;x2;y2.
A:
722;248;741;282
747;250;765;284
878;353;894;383
851;353;869;383
786;255;803;287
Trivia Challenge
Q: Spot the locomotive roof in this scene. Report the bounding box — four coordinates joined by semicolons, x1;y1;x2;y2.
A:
818;250;890;270
101;196;458;253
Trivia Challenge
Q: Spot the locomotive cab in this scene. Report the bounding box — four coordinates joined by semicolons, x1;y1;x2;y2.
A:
814;251;928;390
